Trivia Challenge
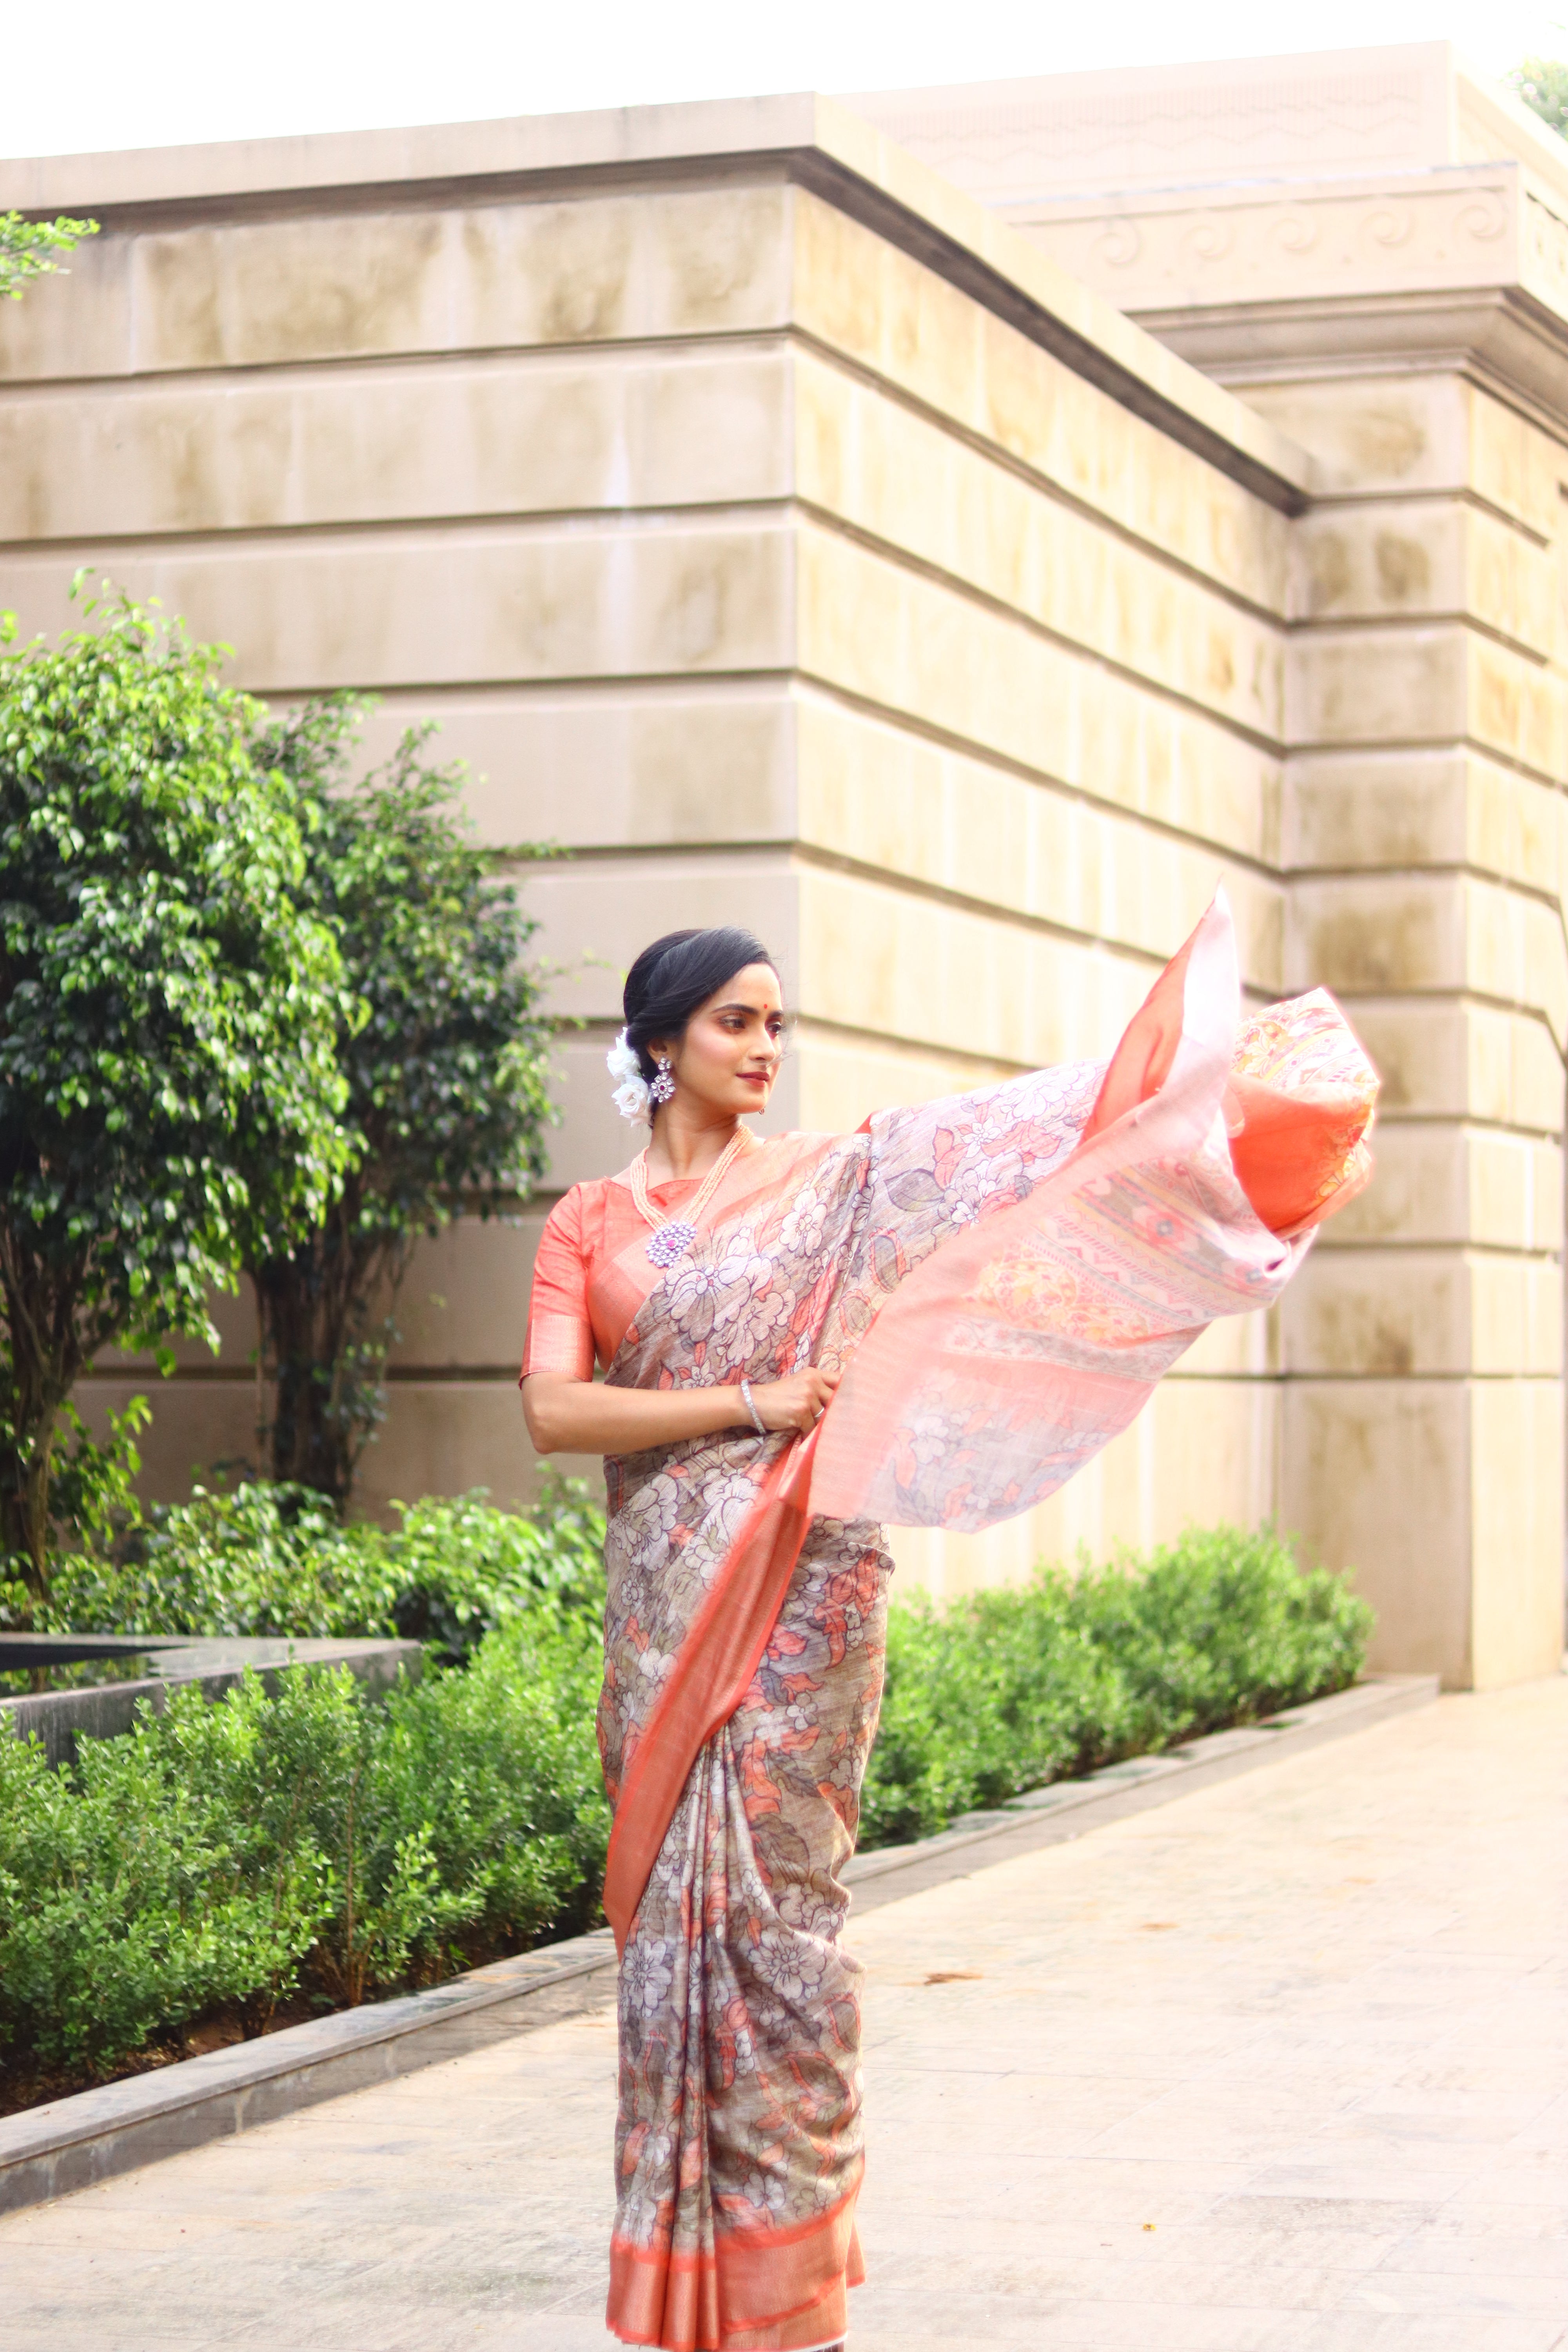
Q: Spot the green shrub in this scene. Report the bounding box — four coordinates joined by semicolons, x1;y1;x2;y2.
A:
245;697;554;1511
370;1487;606;1659
34;1479;606;1662
0;1676;334;2073
0;1606;610;2078
1513;57;1568;140
0;587;351;1599
339;1608;609;1996
0;1504;1370;2089
859;1525;1372;1848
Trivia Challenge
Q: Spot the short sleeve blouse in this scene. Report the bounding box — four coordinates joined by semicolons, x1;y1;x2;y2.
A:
521;1188;597;1381
520;1167;734;1382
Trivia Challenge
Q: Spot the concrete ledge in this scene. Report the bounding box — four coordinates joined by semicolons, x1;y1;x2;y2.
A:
0;1930;621;2218
0;1637;425;1770
0;1672;1436;2216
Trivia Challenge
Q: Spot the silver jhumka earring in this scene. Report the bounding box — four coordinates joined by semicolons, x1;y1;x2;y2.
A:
651;1055;676;1106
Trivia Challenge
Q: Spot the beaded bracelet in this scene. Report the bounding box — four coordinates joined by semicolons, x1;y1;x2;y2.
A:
740;1378;768;1437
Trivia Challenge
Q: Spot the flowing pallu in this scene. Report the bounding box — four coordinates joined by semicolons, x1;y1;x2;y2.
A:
524;896;1376;2352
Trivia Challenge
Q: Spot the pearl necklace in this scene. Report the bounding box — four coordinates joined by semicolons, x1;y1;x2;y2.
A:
629;1131;748;1268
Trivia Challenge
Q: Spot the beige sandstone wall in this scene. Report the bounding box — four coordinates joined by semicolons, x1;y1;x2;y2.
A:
856;46;1568;1681
5;65;1558;1681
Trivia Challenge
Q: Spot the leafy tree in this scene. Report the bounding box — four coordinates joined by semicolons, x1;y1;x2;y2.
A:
0;213;97;301
247;699;554;1512
1512;58;1568;139
0;586;350;1607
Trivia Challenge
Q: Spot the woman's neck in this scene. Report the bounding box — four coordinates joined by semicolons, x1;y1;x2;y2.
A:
644;1110;750;1183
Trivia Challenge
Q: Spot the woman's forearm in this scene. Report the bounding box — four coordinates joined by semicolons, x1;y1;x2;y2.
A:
521;1373;751;1457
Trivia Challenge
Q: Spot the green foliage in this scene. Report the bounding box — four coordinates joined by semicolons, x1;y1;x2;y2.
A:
0;1605;610;2076
312;1611;609;2004
364;1485;608;1657
1512;57;1568;138
38;1395;151;1562
36;1477;606;1662
0;214;97;302
248;697;555;1510
0;1677;334;2073
0;1362;150;1632
0;1501;1372;2091
859;1524;1372;1847
0;586;350;1597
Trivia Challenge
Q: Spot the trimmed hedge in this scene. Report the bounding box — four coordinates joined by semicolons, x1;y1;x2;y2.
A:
0;1608;608;2080
860;1525;1372;1847
0;1499;1371;2099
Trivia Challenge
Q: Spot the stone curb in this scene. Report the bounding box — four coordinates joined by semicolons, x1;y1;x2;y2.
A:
1;1637;426;1771
0;1671;1436;2217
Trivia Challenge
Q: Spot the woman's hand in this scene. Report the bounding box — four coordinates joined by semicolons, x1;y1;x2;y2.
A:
749;1366;840;1433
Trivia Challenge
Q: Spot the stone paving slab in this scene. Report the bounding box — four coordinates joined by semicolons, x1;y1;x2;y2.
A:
3;1676;1565;2351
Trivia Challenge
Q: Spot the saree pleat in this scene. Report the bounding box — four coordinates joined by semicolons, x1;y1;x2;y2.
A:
563;894;1378;2350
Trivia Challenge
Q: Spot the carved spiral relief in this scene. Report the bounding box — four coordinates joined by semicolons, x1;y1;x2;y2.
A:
1090;218;1143;271
1451;194;1508;247
1268;209;1320;259
1031;172;1524;309
1176;214;1236;272
1358;204;1415;253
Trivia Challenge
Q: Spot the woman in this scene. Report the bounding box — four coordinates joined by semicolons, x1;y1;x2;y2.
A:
521;904;1376;2352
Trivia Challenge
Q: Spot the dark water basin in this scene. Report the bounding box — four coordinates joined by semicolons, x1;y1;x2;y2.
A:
0;1633;186;1695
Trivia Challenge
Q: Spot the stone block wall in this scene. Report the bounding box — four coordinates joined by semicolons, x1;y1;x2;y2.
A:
854;46;1568;1683
1266;370;1566;1690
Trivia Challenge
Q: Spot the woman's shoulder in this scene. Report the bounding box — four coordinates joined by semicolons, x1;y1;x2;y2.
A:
554;1131;862;1221
544;1159;662;1246
538;1174;620;1246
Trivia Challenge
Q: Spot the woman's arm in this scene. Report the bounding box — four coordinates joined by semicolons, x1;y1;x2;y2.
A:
521;1366;838;1457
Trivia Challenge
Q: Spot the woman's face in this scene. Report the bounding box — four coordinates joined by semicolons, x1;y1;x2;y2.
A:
655;963;785;1121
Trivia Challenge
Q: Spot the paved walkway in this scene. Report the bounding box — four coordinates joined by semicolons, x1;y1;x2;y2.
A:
6;1678;1568;2351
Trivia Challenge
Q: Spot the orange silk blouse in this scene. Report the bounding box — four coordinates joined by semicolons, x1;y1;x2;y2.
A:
519;1135;829;1383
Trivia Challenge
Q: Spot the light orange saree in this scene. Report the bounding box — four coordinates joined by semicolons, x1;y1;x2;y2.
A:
524;896;1376;2352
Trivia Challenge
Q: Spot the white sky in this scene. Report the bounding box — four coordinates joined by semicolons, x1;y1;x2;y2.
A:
5;0;1568;162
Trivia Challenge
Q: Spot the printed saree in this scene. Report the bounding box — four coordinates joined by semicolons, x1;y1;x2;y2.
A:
519;895;1377;2352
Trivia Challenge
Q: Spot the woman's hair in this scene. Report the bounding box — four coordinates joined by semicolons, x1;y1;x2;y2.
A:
622;927;778;1081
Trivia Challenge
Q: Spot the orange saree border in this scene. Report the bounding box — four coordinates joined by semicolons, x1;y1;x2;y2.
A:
601;1421;824;1953
608;2176;864;2351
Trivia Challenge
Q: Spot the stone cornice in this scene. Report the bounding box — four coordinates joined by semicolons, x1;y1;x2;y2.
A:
1010;162;1568;437
1007;167;1521;309
1150;287;1568;447
0;93;1314;516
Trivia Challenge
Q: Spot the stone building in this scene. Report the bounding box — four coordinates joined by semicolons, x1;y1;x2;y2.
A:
1;42;1563;1687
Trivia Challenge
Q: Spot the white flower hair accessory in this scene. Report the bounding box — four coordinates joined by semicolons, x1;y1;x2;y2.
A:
607;1027;653;1125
